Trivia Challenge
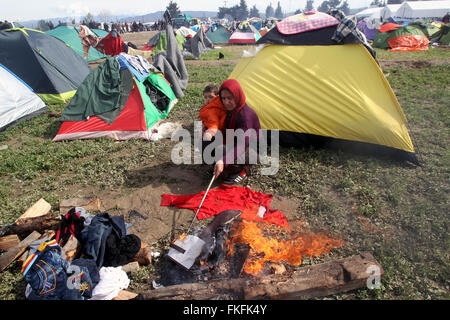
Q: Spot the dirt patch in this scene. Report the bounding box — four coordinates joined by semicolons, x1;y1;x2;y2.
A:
59;162;303;246
379;59;450;69
121;31;159;48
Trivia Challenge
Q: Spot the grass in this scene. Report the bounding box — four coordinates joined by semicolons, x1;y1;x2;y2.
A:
0;46;449;300
375;46;450;60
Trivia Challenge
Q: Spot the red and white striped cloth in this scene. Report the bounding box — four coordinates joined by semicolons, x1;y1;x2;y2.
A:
276;11;339;35
229;31;257;44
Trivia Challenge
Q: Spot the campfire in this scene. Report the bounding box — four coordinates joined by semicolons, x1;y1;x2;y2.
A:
158;208;344;286
226;219;344;276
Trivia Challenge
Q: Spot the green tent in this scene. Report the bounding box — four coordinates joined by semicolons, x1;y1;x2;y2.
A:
0;28;91;104
206;24;231;44
53;57;178;141
430;24;450;45
46;26;106;61
147;32;185;55
91;28;108;38
373;23;429;49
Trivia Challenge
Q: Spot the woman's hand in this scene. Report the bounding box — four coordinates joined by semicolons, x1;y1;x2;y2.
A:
214;160;224;179
203;131;213;141
203;129;217;141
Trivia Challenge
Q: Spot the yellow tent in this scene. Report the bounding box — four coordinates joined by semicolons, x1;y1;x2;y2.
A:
229;12;416;162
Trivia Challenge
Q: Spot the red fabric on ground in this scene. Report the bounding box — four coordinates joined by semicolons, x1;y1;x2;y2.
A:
160;184;289;227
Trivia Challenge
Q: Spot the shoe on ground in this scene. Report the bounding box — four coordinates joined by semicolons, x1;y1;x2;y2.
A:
222;169;247;186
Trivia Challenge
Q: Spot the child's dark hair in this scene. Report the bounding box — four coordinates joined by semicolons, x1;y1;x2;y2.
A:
203;84;219;95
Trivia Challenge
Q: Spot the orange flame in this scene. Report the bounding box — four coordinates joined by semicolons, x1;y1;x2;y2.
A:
227;214;344;275
172;233;187;244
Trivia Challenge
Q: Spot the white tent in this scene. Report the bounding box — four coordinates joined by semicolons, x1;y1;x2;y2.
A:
354;6;383;19
395;1;450;19
176;26;197;38
380;4;402;20
0;64;46;131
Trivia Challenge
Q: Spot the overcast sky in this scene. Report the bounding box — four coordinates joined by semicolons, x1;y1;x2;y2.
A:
3;0;373;22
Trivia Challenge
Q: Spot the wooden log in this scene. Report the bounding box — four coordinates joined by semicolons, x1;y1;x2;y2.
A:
112;290;138;300
0;216;61;238
0;231;41;272
135;252;383;300
122;261;140;273
15;198;51;225
59;197;102;214
40;230;56;240
61;235;80;262
0;235;20;252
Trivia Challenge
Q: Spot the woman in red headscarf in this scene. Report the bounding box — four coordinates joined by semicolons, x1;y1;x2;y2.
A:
209;78;261;185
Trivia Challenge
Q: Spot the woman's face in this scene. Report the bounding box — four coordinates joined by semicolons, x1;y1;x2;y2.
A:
220;89;236;111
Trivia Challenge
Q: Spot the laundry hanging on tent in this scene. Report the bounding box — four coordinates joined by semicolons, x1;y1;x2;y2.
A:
328;9;376;59
78;25;105;60
102;31;124;56
276;11;339;35
160;184;289;227
59;57;133;124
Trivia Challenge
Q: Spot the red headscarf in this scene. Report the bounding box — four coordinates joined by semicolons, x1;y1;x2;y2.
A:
219;79;246;129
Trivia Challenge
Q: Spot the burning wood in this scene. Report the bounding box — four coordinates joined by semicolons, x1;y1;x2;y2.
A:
226;219;345;276
157;208;345;289
137;252;384;300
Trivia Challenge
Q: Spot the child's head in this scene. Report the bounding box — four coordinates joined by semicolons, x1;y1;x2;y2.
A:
203;85;218;105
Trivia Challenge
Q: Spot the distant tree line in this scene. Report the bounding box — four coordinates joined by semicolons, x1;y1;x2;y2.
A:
212;0;354;21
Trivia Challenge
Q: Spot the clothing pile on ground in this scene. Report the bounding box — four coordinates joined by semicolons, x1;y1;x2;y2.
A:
20;207;142;300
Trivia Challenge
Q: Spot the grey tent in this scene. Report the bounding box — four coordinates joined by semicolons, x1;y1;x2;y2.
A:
153;21;188;98
183;26;214;59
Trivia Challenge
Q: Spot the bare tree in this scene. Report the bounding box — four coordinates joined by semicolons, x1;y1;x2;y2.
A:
98;9;111;23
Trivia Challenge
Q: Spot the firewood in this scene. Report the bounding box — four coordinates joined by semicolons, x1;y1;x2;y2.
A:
61;235;80;262
112;290;138;300
0;235;20;252
17;230;57;267
135;252;383;300
0;231;41;272
268;262;286;275
122;261;140;273
0;216;61;238
40;230;56;240
15;198;51;225
59;197;102;214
